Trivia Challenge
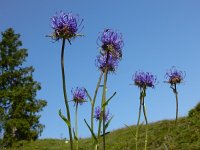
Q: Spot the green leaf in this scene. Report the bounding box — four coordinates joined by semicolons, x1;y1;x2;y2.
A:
58;109;70;127
102;92;116;109
85;89;93;105
73;128;78;141
124;124;135;138
163;143;169;150
100;132;110;137
105;116;113;130
84;119;98;144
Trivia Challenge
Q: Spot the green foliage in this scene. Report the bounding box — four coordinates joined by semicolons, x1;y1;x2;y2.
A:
188;102;200;118
0;28;47;147
58;109;70;127
84;119;98;144
6;102;200;150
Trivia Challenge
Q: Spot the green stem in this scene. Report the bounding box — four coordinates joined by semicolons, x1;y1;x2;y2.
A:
142;94;148;150
75;104;78;150
174;84;178;125
91;72;103;145
97;70;107;141
136;88;142;150
102;71;108;150
61;38;73;150
94;144;99;150
98;52;109;150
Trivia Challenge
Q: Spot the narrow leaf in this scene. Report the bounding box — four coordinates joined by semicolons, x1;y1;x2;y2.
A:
105;116;113;130
84;119;98;143
124;124;135;138
58;109;70;127
100;132;110;137
163;143;168;150
103;92;116;108
85;89;93;105
73;128;78;141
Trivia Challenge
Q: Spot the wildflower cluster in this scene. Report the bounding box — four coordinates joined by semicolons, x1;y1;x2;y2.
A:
165;66;185;85
96;29;123;73
71;87;87;105
94;106;110;122
49;10;187;150
51;11;83;40
133;71;157;89
165;66;185;124
96;54;119;73
98;29;123;59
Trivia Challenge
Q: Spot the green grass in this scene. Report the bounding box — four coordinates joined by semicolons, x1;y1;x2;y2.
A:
6;102;200;150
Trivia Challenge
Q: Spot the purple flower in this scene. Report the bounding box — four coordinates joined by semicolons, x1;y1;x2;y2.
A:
133;71;157;88
51;11;83;40
71;87;87;105
96;54;119;73
94;106;110;122
98;29;123;59
165;66;185;85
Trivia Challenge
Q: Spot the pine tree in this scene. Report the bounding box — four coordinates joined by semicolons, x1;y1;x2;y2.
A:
0;28;47;147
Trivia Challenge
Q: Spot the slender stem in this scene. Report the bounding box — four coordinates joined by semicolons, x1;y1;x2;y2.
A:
97;52;109;150
91;72;103;144
75;104;78;150
135;88;142;150
61;38;73;150
142;93;148;150
102;70;108;150
94;144;99;150
97;115;101;137
174;84;178;125
142;97;148;125
97;70;108;142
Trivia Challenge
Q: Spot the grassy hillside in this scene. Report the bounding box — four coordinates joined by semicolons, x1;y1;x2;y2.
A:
6;102;200;150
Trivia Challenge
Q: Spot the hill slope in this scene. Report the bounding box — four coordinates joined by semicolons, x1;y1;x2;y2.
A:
6;102;200;150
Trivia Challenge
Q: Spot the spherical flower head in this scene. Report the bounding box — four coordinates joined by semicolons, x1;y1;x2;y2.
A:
71;87;87;105
133;71;157;89
98;29;123;59
94;106;110;122
96;54;119;73
50;11;83;40
165;66;185;85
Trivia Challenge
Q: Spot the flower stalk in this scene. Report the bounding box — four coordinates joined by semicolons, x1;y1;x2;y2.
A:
75;103;78;150
133;71;157;150
91;72;103;147
171;84;179;124
135;89;142;150
175;85;178;124
85;72;103;150
49;11;83;150
142;91;148;150
97;53;109;150
61;38;73;150
85;29;123;150
103;52;109;150
165;66;185;125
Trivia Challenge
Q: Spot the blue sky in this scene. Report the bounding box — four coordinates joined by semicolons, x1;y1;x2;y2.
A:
1;0;200;139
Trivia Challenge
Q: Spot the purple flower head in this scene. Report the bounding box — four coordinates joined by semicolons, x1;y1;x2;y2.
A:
98;29;123;59
71;87;87;105
133;71;157;89
94;106;110;122
96;54;119;73
51;11;83;40
165;66;185;85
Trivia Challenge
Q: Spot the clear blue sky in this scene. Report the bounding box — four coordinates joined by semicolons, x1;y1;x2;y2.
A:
1;0;200;139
